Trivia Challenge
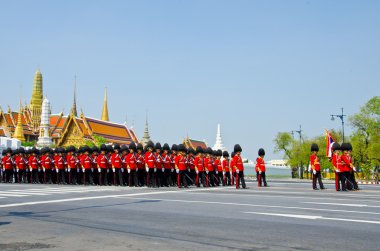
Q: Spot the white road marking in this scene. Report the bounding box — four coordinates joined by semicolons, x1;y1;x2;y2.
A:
244;212;380;225
302;202;380;208
0;193;28;197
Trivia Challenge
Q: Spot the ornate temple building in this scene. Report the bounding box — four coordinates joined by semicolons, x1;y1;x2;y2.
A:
0;69;139;147
183;136;207;150
212;124;227;151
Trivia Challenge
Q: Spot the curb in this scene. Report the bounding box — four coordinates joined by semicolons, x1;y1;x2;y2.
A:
357;181;379;185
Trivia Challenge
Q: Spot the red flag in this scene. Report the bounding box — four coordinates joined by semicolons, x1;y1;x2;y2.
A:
325;130;336;158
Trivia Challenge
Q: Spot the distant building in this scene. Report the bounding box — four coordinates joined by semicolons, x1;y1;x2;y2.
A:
267;159;289;167
140;118;151;147
212;123;227;151
0;69;139;147
183;136;207;150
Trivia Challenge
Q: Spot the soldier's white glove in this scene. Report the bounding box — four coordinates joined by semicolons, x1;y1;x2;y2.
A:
336;169;340;173
171;168;174;172
2;168;4;172
216;171;218;174
30;168;33;172
259;171;262;174
223;171;226;175
68;167;71;172
196;170;199;174
98;168;101;173
313;170;317;175
90;168;94;172
162;168;165;172
43;167;46;172
188;168;190;172
121;168;124;173
206;171;209;174
353;167;357;172
236;169;239;174
154;168;157;172
112;168;115;173
107;169;110;173
82;168;85;173
56;169;59;173
128;169;131;173
16;168;19;172
145;167;149;172
38;168;41;172
77;168;80;172
176;169;179;173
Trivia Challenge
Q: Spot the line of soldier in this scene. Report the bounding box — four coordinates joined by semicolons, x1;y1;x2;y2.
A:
310;142;359;191
1;142;248;189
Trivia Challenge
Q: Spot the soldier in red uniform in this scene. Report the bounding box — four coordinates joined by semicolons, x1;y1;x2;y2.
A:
170;144;178;186
175;144;188;188
230;152;236;185
12;149;19;182
126;142;138;187
154;142;164;187
66;146;77;185
41;148;54;184
54;148;66;184
162;143;172;186
330;143;346;191
29;148;40;184
97;144;109;186
215;150;223;186
233;144;246;189
120;144;129;186
111;144;123;186
194;147;206;187
16;147;28;183
310;143;325;190
187;148;196;186
2;148;14;183
222;151;230;186
341;143;359;190
256;148;267;187
145;141;156;188
136;143;146;186
81;146;94;185
204;147;215;187
91;146;99;185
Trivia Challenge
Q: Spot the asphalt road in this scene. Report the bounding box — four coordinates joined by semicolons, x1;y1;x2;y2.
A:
0;181;379;251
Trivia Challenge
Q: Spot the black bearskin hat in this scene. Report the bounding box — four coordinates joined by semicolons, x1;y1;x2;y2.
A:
258;148;265;156
234;144;242;153
332;143;341;151
196;146;203;154
311;143;319;152
222;151;229;158
163;143;170;151
129;142;137;151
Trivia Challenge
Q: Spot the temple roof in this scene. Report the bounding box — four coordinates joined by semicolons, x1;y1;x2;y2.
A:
183;136;207;150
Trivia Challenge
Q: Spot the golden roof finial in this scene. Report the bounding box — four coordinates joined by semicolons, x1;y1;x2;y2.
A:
13;100;26;142
71;75;78;116
101;87;109;121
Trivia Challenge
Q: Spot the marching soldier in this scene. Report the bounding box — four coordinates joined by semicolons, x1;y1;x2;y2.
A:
187;148;196;186
222;151;231;186
194;147;206;187
233;144;246;189
16;147;28;183
145;141;156;188
256;148;267;187
12;149;19;182
97;144;109;186
154;142;164;187
170;144;178;186
41;148;54;184
310;143;325;190
162;143;172;186
204;147;215;187
111;144;123;186
66;146;78;185
175;144;188;188
29;148;40;184
330;143;346;191
341;143;359;190
126;142;138;187
81;146;94;185
230;152;236;185
136;143;145;186
91;146;99;185
120;144;129;186
2;148;14;183
55;148;66;184
215;150;224;186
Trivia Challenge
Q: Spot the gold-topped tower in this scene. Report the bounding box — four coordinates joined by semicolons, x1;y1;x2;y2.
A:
101;87;109;121
13;101;26;142
30;69;43;131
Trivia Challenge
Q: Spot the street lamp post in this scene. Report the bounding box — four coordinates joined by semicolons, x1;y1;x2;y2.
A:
291;125;303;179
331;107;346;143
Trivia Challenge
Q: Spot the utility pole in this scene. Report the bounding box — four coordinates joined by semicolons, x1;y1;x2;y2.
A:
292;125;303;179
331;107;346;143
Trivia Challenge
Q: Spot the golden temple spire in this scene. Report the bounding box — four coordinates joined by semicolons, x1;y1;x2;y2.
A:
13;100;26;142
30;68;43;132
71;76;78;116
101;87;109;121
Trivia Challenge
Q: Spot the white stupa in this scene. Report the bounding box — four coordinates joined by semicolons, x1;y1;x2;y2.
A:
212;124;227;151
37;98;52;147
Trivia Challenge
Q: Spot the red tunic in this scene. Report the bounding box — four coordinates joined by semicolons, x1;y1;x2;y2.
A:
29;155;39;170
67;154;77;169
97;154;108;169
255;157;266;172
2;156;14;170
204;157;214;171
340;155;352;172
162;153;171;169
155;153;163;169
126;153;137;170
41;156;53;169
232;155;244;171
175;155;187;171
16;156;28;170
215;159;223;172
111;153;122;168
136;153;145;169
310;155;321;171
222;159;229;172
230;158;236;172
188;156;195;170
144;152;155;168
81;155;92;169
194;156;204;172
54;156;65;170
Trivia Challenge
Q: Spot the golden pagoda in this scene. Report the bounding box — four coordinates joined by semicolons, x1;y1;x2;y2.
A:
13;101;26;142
30;69;43;132
101;87;109;121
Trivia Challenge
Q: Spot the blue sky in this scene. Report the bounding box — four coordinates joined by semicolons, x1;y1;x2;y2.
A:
0;0;379;159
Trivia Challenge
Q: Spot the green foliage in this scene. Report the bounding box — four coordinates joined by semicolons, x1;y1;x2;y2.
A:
21;141;36;147
92;134;107;147
349;96;380;180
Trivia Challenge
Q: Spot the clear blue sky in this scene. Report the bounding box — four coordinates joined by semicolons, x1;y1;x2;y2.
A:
1;0;379;160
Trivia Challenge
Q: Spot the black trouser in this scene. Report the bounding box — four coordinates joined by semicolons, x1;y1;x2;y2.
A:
116;168;124;186
312;171;324;189
4;169;13;183
196;171;206;187
146;168;156;187
187;170;196;186
236;171;246;189
83;169;94;185
177;170;188;188
31;169;39;183
68;168;77;184
346;171;359;190
224;171;231;186
128;169;138;187
217;172;224;186
156;168;164;187
171;169;177;186
98;168;108;185
207;171;217;187
18;170;27;183
337;172;347;191
44;169;52;184
137;169;146;186
258;172;267;187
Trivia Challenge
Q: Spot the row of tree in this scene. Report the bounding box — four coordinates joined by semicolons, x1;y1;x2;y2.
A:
274;96;380;180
